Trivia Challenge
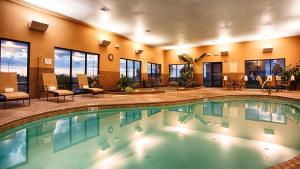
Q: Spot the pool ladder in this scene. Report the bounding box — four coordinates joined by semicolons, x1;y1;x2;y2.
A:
262;80;271;95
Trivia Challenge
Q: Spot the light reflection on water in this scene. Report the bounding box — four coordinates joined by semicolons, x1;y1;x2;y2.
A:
0;98;299;169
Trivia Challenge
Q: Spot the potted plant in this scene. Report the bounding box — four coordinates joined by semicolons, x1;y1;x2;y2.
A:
281;60;300;90
178;53;194;88
116;75;133;92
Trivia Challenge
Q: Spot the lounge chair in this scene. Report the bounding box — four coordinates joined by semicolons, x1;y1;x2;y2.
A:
0;72;30;108
77;74;104;97
42;73;74;102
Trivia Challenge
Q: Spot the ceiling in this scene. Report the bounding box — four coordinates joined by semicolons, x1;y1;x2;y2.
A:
22;0;300;49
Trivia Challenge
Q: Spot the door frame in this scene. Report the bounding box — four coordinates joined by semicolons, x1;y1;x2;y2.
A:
203;62;223;87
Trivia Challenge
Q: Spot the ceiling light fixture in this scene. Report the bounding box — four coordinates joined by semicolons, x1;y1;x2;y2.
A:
263;47;273;53
220;51;229;56
29;20;49;32
99;40;111;47
135;49;143;55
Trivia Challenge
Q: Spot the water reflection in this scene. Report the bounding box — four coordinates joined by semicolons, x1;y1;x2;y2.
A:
0;129;27;169
0;98;299;169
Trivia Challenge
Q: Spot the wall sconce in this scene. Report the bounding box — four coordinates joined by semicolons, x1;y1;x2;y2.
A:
263;47;273;53
244;76;248;81
29;20;49;32
99;40;111;47
220;51;229;56
135;49;143;55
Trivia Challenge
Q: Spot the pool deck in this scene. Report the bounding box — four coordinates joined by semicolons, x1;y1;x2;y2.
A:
0;87;299;132
268;155;300;169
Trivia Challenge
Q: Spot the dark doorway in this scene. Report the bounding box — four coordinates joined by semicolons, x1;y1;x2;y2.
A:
203;62;223;87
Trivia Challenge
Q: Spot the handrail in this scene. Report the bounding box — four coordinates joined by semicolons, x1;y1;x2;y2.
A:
262;79;271;95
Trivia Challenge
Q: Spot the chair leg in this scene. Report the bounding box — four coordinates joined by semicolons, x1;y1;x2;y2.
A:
57;97;59;103
47;92;49;101
28;98;30;106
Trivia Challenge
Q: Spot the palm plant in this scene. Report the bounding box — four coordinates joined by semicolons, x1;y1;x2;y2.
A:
178;54;194;87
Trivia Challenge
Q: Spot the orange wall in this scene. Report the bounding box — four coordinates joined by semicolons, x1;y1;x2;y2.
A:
0;0;164;96
164;36;300;76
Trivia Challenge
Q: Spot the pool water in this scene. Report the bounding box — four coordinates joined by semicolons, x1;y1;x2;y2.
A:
0;97;299;169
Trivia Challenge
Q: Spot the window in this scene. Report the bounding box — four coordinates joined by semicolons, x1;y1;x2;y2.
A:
120;110;142;127
119;58;141;82
245;58;285;88
55;49;71;89
203;101;223;117
53;114;99;152
147;108;161;117
0;39;29;92
54;48;99;92
245;101;286;124
169;64;192;81
148;63;161;86
0;129;27;169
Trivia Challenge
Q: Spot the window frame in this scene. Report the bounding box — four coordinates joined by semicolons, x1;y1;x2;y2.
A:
244;58;285;88
0;38;30;93
120;58;142;83
148;62;161;80
169;64;190;81
53;114;100;153
54;47;100;91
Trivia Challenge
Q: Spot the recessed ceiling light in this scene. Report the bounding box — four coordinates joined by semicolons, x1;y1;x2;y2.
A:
100;7;110;12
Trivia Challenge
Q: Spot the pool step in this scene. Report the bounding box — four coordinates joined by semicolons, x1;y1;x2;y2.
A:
268;155;300;169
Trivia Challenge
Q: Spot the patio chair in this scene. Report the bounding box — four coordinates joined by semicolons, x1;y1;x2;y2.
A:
42;73;74;102
237;76;246;90
223;76;231;89
257;76;264;90
0;72;30;108
266;76;277;91
77;74;104;97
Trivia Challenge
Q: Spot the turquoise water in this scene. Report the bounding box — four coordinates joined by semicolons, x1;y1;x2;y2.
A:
0;97;300;169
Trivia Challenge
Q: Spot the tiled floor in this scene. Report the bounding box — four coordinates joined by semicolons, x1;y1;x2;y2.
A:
268;155;300;169
0;88;299;132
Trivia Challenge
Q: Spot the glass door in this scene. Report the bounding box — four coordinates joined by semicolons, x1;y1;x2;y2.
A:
203;62;222;87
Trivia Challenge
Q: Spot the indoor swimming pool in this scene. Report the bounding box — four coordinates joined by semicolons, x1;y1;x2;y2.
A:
0;97;299;169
